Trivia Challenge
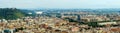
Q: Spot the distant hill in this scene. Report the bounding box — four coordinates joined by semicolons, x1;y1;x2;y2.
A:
19;9;36;16
0;8;26;20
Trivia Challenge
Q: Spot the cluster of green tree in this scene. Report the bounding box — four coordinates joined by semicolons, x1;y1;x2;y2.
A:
63;17;120;28
63;17;119;27
64;17;77;22
0;8;25;20
20;9;36;16
87;22;99;27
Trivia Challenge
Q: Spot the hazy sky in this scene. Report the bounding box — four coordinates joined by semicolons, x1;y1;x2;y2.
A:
0;0;120;9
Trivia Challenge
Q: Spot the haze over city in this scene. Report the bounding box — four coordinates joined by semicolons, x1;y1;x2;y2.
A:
0;0;120;9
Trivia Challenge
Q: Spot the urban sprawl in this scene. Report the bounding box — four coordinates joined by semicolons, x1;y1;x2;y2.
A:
0;8;120;33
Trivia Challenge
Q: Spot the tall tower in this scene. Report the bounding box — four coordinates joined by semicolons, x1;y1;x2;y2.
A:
77;15;81;22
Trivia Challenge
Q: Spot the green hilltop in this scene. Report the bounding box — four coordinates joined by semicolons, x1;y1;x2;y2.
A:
0;8;25;20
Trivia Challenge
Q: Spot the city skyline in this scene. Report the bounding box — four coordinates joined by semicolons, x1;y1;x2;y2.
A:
0;0;120;9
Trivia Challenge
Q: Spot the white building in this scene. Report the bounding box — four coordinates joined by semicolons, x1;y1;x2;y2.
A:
98;22;117;25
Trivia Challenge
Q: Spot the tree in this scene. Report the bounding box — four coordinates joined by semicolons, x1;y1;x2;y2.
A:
88;22;98;27
0;8;25;20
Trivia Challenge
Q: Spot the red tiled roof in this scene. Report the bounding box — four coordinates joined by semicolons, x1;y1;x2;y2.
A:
110;28;120;32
